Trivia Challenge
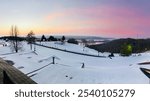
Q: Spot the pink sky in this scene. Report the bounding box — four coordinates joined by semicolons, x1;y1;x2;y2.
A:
0;0;150;38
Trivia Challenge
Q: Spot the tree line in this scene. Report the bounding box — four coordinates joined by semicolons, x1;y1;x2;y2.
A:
88;38;150;56
40;35;65;42
0;25;79;53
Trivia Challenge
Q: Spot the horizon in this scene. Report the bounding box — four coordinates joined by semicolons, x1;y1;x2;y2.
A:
1;34;150;40
0;0;150;38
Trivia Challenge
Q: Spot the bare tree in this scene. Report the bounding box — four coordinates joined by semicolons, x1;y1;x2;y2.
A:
26;31;35;50
10;25;23;53
82;39;87;46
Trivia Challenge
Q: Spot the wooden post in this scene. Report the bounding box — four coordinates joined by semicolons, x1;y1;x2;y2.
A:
81;63;85;68
52;57;55;64
34;44;36;52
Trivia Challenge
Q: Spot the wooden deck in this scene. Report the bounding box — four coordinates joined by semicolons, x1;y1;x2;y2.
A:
0;59;36;84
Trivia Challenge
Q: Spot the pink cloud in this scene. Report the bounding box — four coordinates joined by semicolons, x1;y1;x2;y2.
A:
44;5;150;38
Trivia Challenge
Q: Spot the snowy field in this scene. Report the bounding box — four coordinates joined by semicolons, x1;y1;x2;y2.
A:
0;40;150;84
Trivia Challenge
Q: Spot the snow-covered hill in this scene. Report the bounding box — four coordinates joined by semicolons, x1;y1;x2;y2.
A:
0;40;150;84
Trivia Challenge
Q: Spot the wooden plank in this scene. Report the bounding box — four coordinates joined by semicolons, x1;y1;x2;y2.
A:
0;59;36;84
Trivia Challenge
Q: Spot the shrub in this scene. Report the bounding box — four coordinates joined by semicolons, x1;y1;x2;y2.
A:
120;43;132;56
48;36;57;41
67;38;78;44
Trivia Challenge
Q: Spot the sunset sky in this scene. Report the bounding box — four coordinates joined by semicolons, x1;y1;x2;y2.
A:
0;0;150;38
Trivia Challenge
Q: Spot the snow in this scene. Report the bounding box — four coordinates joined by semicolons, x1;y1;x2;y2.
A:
0;40;150;84
40;41;99;56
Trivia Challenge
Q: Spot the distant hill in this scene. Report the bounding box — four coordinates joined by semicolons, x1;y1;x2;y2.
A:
88;38;150;53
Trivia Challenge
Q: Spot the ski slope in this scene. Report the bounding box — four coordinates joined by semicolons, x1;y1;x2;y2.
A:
0;40;150;84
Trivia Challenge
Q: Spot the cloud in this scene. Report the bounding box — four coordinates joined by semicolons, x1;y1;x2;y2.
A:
43;5;150;38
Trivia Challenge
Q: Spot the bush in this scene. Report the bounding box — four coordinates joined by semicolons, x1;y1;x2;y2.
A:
120;43;132;56
48;36;57;41
67;38;78;44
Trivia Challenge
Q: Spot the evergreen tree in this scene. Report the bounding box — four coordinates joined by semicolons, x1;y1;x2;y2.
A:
120;43;132;56
62;36;65;42
41;35;47;41
48;36;55;41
